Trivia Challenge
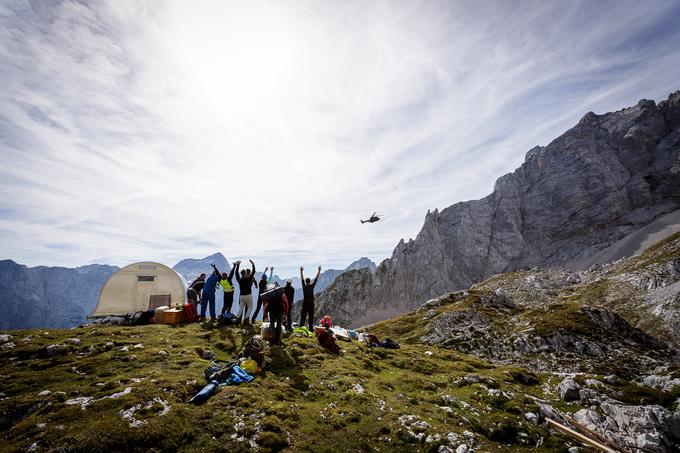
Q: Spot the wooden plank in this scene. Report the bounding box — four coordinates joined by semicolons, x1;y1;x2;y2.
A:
546;418;619;453
563;414;628;452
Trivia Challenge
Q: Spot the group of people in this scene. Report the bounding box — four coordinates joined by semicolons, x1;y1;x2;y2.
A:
186;260;322;343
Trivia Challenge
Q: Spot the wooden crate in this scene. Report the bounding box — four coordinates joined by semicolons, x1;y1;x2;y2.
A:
163;309;185;325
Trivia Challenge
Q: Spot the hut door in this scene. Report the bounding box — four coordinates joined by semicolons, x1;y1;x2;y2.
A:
134;275;157;312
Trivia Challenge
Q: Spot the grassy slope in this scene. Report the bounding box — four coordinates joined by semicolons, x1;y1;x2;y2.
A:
1;323;580;453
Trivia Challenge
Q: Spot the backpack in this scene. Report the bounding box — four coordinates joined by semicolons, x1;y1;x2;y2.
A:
379;338;400;349
260;285;286;311
317;329;340;354
183;303;197;323
237;336;264;366
364;333;380;347
129;310;155;326
217;312;237;326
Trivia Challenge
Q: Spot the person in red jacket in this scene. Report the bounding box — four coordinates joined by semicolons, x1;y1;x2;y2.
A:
263;285;289;346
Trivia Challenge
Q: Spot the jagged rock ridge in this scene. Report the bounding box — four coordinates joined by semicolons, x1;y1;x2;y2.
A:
321;91;680;326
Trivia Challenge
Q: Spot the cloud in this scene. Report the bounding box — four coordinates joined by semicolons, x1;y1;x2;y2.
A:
1;0;680;277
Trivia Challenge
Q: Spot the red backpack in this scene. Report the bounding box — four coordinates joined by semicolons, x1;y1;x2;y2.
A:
317;329;340;354
183;303;198;323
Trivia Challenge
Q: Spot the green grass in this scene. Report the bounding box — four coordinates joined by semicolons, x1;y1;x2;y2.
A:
0;323;576;453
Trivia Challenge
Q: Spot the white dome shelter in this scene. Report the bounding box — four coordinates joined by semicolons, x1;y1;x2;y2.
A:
91;262;186;317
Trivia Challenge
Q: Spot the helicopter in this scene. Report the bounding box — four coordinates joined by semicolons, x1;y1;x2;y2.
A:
361;212;382;224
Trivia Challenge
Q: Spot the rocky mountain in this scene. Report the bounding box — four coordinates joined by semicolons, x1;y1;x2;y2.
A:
172;253;231;282
372;231;680;367
325;91;680;327
0;260;118;330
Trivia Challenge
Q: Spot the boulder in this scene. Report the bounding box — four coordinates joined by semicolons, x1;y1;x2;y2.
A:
46;344;68;357
199;349;215;360
574;401;680;453
604;375;617;385
556;377;581;401
567;274;582;284
524;412;538;424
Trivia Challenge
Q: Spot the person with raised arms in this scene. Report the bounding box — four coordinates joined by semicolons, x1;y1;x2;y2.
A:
199;264;221;321
235;260;257;324
252;266;274;323
219;262;237;316
299;265;321;331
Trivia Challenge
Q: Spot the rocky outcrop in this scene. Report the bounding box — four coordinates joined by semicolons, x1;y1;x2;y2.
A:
327;91;680;326
418;300;672;373
0;260;117;330
368;232;680;374
574;402;680;453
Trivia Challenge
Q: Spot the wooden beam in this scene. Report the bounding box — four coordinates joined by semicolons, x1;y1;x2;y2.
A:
546;418;619;453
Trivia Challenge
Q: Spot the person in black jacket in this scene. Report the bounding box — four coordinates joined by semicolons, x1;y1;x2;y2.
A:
190;274;206;300
235;260;257;324
284;279;295;331
252;266;273;323
300;265;321;330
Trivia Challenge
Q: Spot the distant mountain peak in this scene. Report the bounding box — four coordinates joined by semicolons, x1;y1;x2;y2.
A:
203;252;226;260
345;257;377;272
173;253;230;282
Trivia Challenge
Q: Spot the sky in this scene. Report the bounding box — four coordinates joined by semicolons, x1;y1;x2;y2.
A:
1;0;680;277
